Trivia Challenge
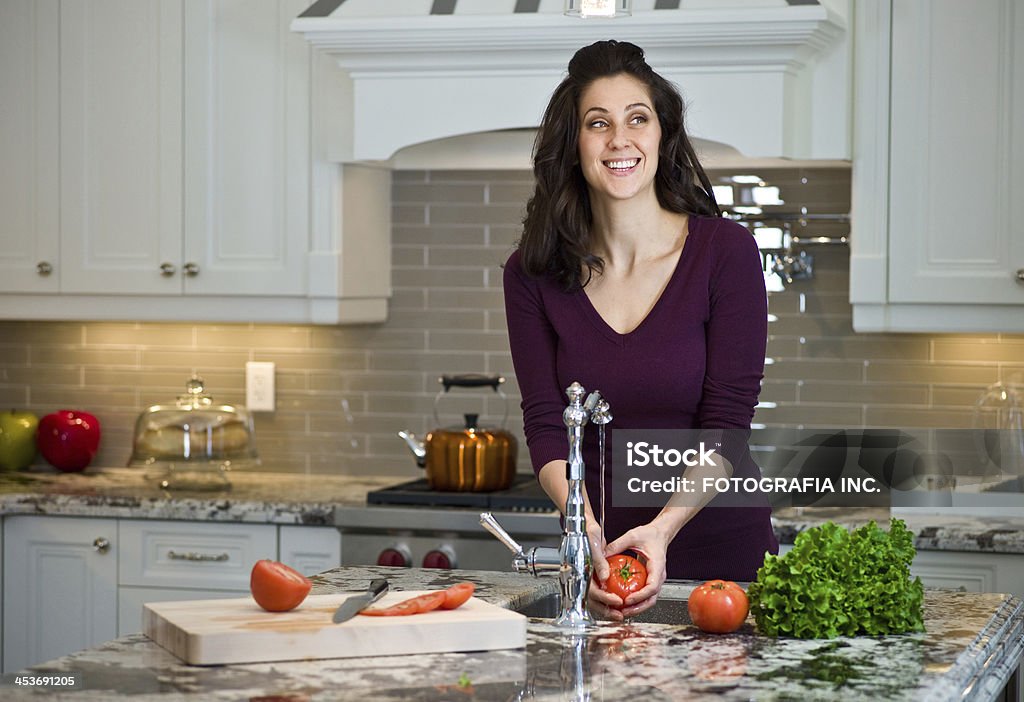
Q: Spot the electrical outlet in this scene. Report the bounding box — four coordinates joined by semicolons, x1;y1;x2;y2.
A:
246;362;276;412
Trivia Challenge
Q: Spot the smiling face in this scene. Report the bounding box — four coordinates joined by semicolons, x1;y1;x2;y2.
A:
577;73;662;205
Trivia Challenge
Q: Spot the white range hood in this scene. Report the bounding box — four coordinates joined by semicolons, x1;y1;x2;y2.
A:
292;2;851;164
289;2;850;323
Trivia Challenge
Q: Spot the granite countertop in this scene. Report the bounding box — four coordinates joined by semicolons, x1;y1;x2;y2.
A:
0;467;400;525
1;468;1023;554
4;566;1023;701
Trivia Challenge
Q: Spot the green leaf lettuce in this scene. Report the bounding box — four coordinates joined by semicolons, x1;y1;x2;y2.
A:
746;518;925;638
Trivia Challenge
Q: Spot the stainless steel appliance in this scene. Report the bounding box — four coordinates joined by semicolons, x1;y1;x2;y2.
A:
335;475;561;571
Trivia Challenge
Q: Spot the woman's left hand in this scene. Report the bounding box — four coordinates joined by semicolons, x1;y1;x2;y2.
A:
602;523;672;618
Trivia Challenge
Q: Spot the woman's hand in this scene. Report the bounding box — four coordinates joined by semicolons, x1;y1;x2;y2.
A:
600;523;673;619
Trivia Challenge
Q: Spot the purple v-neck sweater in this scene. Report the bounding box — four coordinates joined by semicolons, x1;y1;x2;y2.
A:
503;215;778;581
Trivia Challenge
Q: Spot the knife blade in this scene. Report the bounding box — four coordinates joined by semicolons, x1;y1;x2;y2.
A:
332;578;389;623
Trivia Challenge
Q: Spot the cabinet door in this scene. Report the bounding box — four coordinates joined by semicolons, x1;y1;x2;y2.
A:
59;0;183;294
2;516;117;674
279;525;341;576
0;0;59;293
182;0;309;296
888;0;1024;304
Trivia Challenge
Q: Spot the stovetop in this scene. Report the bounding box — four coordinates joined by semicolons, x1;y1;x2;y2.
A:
366;475;556;513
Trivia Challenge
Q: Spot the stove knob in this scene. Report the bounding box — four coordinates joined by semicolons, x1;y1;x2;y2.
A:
422;545;457;569
376;544;412;567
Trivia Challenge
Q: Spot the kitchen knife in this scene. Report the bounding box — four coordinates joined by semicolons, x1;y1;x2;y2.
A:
332;578;389;623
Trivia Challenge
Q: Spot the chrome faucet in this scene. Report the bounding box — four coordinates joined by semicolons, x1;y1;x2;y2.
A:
481;381;611;628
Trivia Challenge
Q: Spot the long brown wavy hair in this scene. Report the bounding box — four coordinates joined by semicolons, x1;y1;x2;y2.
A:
519;40;720;290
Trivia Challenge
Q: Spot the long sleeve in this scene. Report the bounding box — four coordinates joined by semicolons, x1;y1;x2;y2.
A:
502;251;568;475
697;220;768;468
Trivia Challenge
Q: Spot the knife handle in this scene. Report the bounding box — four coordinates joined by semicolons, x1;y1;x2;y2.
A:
369;578;389;601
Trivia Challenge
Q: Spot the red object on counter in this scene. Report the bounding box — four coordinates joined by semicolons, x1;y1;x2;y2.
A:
36;410;101;472
377;547;411;567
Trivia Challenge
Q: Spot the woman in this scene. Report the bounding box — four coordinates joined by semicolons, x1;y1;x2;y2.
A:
503;40;778;620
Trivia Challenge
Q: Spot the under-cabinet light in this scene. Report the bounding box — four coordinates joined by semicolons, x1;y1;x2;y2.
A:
564;0;632;18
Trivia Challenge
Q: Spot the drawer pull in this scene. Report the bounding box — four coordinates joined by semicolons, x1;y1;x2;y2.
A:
93;537;111;554
167;550;230;562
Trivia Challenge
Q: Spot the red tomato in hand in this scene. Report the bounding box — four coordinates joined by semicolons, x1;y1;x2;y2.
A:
603;553;647;605
250;560;312;612
688;579;749;633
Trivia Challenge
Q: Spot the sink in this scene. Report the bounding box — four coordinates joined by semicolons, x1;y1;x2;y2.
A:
515;592;692;625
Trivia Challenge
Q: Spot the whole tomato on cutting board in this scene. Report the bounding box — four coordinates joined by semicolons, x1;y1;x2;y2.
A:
688;579;749;634
602;553;648;605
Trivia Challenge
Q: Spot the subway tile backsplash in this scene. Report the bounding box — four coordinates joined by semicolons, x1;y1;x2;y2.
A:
1;168;1022;476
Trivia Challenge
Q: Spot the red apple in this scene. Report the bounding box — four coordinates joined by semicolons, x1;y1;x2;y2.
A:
37;410;101;472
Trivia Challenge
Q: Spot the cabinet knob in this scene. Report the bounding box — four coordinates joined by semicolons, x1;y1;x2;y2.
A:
36;261;53;276
183;262;200;277
159;262;177;277
1016;269;1024;283
93;537;111;554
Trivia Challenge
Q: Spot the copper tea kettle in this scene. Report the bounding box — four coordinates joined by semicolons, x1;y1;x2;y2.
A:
398;374;518;492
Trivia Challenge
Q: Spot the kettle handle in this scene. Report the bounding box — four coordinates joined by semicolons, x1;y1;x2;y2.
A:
439;374;505;392
433;375;509;428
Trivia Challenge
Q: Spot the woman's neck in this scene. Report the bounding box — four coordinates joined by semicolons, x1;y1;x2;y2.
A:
589;194;689;269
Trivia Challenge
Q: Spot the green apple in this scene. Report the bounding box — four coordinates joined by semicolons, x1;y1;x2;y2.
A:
0;409;39;471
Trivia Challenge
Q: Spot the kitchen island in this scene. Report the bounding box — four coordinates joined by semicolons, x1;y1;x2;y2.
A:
2;565;1022;701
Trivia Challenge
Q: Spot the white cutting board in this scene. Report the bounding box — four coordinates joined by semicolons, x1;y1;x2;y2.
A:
143;591;527;666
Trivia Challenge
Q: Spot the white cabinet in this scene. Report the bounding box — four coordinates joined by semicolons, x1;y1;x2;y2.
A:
180;0;309;297
2;515;341;671
2;516;118;674
58;0;184;295
0;0;389;324
911;550;1024;599
59;0;303;298
850;0;1024;332
280;524;342;576
0;0;59;294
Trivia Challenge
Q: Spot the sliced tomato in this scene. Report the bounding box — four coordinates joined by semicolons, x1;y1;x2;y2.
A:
441;582;475;609
406;591;447;613
360;591;447;616
249;559;311;612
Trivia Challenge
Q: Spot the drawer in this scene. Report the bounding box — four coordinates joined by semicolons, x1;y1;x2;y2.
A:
118;520;276;589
